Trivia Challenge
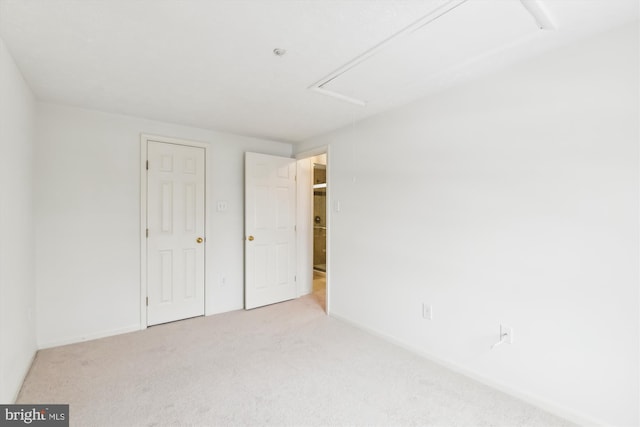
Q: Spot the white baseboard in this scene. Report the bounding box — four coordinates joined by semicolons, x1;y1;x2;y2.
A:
8;350;37;403
37;324;141;350
329;312;607;427
206;304;243;317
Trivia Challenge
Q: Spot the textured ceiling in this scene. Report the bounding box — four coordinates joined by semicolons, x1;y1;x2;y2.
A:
0;0;637;143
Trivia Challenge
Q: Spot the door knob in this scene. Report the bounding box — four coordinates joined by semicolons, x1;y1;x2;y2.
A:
248;235;254;241
196;237;203;243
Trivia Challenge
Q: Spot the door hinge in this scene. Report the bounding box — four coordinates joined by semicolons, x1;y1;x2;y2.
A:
146;297;148;306
146;160;149;170
294;275;297;282
146;228;149;238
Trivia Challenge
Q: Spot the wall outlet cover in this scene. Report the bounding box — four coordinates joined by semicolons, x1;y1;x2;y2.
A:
422;303;432;320
500;325;513;344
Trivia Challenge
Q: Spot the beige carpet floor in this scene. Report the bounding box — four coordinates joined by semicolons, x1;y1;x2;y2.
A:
18;296;576;427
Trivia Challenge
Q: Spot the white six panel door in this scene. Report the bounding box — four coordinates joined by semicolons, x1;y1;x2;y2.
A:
147;141;205;325
245;152;297;309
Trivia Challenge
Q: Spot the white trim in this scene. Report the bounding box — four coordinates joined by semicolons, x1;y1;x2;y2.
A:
295;145;329;160
38;324;141;350
139;138;147;329
519;0;555;30
9;351;36;403
329;312;606;427
307;0;468;106
141;133;210;150
308;86;367;107
139;133;209;330
325;146;331;315
296;158;313;297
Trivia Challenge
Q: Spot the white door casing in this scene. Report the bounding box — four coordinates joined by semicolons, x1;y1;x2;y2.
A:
146;140;206;325
245;152;297;309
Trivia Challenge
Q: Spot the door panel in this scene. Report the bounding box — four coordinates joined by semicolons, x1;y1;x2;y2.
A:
147;141;205;325
245;152;296;309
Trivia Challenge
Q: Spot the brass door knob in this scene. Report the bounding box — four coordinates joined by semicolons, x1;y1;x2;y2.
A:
248;235;254;241
196;237;204;243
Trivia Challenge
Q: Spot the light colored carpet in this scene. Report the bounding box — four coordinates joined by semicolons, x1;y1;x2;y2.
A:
18;296;576;427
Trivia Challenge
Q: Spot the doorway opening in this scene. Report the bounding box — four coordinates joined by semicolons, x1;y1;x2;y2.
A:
295;149;329;313
311;154;327;311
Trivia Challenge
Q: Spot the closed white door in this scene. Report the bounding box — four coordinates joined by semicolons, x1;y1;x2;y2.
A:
147;141;205;325
245;152;297;309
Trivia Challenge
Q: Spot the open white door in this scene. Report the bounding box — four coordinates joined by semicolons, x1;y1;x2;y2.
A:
147;141;205;325
245;152;297;309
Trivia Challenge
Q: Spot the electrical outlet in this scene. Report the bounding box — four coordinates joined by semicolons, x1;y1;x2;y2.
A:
500;325;513;344
422;303;432;320
491;324;514;349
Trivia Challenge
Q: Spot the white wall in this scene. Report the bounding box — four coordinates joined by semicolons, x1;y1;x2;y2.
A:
0;36;37;402
297;23;639;426
35;103;292;348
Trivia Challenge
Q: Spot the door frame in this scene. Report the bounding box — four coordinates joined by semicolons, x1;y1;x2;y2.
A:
139;134;209;329
295;146;330;314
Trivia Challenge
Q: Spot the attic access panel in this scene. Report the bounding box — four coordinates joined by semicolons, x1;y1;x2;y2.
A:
319;0;541;105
